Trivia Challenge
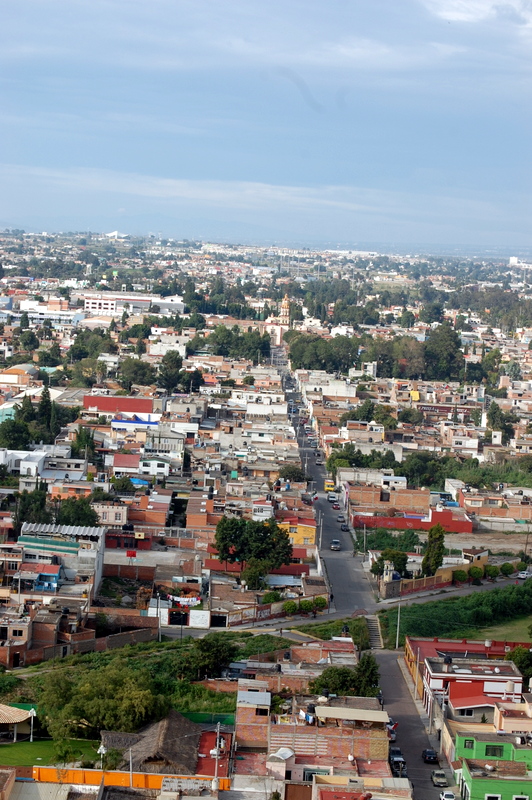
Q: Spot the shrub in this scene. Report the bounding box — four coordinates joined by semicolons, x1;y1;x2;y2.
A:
500;562;515;577
299;599;314;613
262;590;282;604
283;600;298;615
313;596;327;610
517;562;528;571
468;566;483;581
453;570;468;583
484;564;500;581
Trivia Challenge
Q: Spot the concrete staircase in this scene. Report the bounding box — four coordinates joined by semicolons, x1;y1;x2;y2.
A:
365;615;383;649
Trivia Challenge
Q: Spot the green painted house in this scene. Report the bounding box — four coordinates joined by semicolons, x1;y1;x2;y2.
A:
456;733;532;770
457;756;531;800
455;733;532;800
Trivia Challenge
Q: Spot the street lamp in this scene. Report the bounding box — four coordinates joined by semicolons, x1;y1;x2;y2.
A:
29;708;36;743
97;744;107;771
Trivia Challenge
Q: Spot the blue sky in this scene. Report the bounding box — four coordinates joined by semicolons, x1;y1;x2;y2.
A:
1;0;531;249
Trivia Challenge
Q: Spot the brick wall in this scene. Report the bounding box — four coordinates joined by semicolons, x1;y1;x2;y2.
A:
103;564;156;581
268;724;388;760
235;706;269;747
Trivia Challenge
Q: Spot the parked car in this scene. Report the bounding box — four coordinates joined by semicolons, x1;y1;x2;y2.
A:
340;523;349;531
431;770;449;787
332;502;340;510
389;747;403;760
337;514;345;522
390;757;407;777
330;539;341;551
439;793;455;800
422;749;439;763
518;571;532;579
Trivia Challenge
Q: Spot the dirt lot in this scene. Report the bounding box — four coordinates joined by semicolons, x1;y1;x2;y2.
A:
418;530;530;555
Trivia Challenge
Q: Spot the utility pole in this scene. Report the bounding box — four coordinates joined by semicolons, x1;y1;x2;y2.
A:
395;602;401;650
211;722;221;792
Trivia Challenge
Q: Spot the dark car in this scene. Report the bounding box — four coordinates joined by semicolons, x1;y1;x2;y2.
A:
389;747;403;760
422;749;439;764
330;539;341;551
340;523;349;531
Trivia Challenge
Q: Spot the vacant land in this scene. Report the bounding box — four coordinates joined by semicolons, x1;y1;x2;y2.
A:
477;616;532;644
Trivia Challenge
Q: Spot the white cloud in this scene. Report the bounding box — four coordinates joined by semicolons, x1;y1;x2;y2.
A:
0;163;504;223
421;0;532;23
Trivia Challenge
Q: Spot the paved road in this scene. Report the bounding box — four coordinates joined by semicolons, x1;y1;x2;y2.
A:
377;651;448;800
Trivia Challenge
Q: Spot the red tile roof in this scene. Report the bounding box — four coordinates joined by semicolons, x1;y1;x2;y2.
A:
113;454;141;468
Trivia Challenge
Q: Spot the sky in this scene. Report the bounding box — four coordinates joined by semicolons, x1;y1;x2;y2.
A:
1;0;531;251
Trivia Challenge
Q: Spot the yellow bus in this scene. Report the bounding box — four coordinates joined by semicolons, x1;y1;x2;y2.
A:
324;479;335;493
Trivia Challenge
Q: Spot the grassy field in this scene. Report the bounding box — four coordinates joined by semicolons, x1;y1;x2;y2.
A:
476;616;532;644
0;739;98;766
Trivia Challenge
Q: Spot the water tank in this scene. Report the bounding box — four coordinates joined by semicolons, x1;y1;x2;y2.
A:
506;681;515;694
485;640;492;648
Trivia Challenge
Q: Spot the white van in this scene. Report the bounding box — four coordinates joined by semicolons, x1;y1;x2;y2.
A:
327;492;338;502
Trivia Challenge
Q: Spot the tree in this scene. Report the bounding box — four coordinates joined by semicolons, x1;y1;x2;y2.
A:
19;311;29;329
468;566;483;581
56;497;100;527
38;385;52;425
113;476;136;493
0;419;31;449
484;564;500;581
500;562;515;577
309;653;380;697
398;408;424;425
452;570;468;583
421;523;445;576
399;309;415;328
16;394;35;424
424;323;464;381
13;483;51;536
505;646;532;687
157;351;183;393
278;465;307;483
119;358;156;390
39;663;168;739
242;375;255;385
214;517;292;574
19;330;39;351
183;634;239;680
355;652;380;696
371;548;408;577
241;558;270;590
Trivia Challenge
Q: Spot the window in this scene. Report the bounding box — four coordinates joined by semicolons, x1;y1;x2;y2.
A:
114;513;122;521
101;512;107;521
485;746;503;758
255;708;268;716
464;739;474;749
513;796;529;800
11;630;23;637
8;562;18;571
459;709;474;717
485;795;501;800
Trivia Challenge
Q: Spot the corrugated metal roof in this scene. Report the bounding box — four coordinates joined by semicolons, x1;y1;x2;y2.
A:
21;523;104;537
237;690;271;706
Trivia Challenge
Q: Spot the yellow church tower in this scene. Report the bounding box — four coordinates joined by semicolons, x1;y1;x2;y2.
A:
279;294;290;326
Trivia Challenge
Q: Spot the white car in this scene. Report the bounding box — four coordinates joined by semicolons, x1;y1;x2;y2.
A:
518;571;532;579
440;792;455;800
